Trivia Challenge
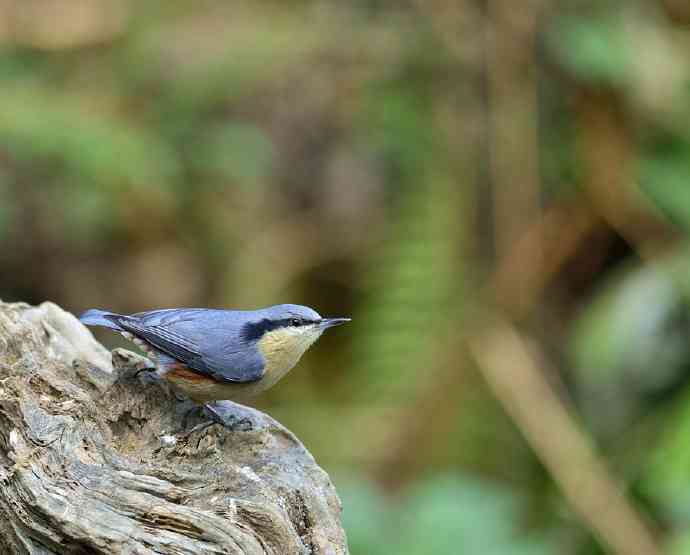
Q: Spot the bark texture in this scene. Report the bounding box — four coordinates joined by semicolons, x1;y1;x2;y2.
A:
0;301;348;555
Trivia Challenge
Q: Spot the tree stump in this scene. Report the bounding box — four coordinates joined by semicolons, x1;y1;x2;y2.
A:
0;301;348;554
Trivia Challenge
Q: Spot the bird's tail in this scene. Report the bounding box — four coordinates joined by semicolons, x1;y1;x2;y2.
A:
79;308;123;330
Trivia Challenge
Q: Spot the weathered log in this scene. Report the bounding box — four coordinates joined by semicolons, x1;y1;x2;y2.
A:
0;301;348;554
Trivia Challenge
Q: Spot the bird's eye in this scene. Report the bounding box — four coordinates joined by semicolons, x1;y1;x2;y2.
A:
290;318;301;327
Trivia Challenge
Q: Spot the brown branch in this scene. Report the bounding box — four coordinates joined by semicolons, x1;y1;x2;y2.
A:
487;0;543;310
576;90;678;259
468;319;662;555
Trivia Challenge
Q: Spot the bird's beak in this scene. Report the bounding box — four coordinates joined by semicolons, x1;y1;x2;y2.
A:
319;317;351;329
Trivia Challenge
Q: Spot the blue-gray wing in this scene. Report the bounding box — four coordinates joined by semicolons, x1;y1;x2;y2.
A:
110;308;265;383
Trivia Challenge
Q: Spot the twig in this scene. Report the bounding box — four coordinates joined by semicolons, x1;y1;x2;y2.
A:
468;319;662;555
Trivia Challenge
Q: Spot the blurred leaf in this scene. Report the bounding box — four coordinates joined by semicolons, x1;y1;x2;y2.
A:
547;17;632;86
668;532;690;555
361;88;435;179
338;474;558;555
123;6;327;129
569;256;690;436
642;386;690;524
0;48;49;82
53;183;117;246
188;123;274;187
338;476;390;555
640;147;690;232
0;84;179;189
350;174;461;401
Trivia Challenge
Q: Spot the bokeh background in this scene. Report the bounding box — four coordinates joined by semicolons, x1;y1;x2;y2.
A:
2;0;690;553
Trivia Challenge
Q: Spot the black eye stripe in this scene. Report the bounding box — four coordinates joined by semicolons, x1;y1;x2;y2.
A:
241;317;316;341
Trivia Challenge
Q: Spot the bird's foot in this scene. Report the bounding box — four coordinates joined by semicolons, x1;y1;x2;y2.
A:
175;419;221;447
203;403;253;433
171;404;252;448
180;402;204;429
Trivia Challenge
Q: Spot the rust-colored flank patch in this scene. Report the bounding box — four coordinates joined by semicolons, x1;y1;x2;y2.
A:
166;364;214;383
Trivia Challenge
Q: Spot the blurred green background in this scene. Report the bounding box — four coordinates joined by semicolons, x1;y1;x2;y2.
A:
3;0;690;553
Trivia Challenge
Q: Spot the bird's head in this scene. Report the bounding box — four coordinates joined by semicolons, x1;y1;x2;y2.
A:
241;304;350;371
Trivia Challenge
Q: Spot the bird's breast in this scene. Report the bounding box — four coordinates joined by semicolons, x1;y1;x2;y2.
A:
257;328;316;387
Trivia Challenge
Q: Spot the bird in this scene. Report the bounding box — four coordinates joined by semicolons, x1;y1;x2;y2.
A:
79;304;350;404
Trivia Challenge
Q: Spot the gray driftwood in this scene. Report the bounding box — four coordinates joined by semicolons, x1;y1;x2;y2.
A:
0;301;348;554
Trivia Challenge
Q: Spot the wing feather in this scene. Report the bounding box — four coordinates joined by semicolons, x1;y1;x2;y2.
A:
110;312;264;383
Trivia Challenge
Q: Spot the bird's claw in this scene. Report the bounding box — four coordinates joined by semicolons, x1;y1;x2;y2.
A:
176;420;222;448
162;409;253;450
230;417;253;432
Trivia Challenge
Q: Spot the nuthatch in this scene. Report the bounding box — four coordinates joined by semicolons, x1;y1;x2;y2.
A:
79;305;350;403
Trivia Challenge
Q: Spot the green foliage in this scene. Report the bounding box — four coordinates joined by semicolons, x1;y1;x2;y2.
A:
643;386;690;523
350;52;464;401
547;17;632;86
569;254;690;436
640;148;690;232
339;474;557;555
361;87;436;179
350;174;461;401
668;532;690;555
0;85;179;190
187;122;274;187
